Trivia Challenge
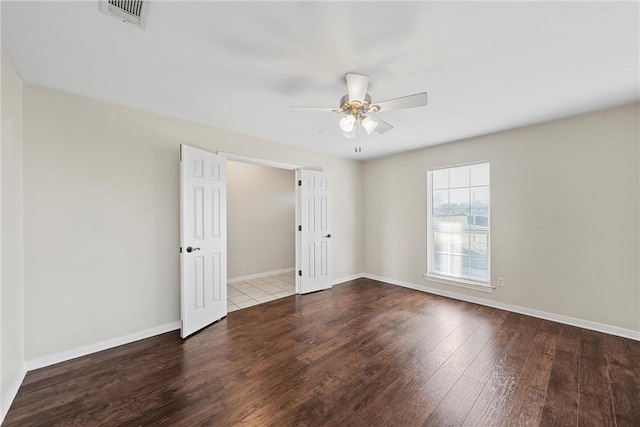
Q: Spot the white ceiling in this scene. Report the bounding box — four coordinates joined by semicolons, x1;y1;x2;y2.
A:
2;1;638;160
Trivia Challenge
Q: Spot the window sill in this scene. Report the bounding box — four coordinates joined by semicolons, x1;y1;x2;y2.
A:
423;273;496;293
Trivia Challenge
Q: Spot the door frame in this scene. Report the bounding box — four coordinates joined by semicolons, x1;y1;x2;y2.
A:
217;152;311;294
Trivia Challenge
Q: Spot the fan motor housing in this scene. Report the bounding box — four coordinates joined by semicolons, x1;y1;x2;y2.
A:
340;94;374;112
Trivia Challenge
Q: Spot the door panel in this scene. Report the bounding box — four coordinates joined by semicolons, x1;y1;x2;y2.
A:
297;170;332;294
180;145;227;338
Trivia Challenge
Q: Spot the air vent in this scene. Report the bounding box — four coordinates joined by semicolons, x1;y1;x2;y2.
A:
100;0;150;29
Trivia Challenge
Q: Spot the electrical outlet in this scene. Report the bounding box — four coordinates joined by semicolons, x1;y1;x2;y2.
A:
236;260;241;267
496;277;505;287
383;259;389;270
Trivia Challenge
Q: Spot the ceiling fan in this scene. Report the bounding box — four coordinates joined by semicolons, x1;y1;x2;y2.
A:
290;73;428;148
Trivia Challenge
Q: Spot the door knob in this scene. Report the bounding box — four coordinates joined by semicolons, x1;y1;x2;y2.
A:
186;246;200;253
324;234;332;238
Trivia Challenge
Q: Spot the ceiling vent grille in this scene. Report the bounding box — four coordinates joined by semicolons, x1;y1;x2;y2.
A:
100;0;150;29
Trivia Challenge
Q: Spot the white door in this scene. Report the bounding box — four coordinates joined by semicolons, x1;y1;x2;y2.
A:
180;145;227;338
296;170;332;294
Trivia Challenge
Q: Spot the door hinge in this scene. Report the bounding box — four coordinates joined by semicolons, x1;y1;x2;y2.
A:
298;180;302;186
298;270;302;276
298;225;302;231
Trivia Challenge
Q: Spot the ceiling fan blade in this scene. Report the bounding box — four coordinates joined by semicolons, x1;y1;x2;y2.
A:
318;119;342;135
290;106;342;113
346;73;370;102
368;114;394;134
373;92;428;112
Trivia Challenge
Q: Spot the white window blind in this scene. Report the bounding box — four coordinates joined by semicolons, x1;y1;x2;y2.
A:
427;162;490;284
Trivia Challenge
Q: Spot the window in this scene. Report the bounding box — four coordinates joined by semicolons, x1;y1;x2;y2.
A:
427;162;490;285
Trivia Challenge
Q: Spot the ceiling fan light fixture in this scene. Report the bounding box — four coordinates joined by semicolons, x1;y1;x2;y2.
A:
290;73;427;144
339;115;356;132
361;116;379;135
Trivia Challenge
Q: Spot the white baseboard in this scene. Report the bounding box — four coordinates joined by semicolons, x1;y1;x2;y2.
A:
227;267;295;284
1;363;27;424
332;273;365;286
25;321;181;371
5;270;636;424
362;273;640;341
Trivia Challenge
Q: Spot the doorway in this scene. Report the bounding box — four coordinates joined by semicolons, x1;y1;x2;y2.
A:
180;147;333;337
225;159;296;311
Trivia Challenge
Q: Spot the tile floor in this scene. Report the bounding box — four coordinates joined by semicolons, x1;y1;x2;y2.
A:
227;271;296;312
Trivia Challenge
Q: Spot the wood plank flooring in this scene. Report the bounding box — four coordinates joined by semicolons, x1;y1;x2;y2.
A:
5;278;640;426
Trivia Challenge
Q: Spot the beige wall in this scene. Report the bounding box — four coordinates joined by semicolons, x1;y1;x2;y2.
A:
22;85;363;360
1;49;25;409
15;79;640;365
363;103;640;332
227;161;295;279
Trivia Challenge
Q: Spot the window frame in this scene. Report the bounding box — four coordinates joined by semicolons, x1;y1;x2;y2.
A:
426;161;492;289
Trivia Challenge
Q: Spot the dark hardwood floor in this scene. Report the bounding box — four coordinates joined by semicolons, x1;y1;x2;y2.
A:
5;278;640;426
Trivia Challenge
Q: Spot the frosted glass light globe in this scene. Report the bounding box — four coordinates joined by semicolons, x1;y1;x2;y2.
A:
361;116;379;135
339;115;356;132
